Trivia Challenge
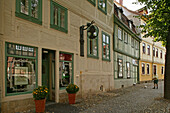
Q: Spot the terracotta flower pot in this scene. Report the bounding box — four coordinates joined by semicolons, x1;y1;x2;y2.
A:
68;93;76;104
34;99;46;113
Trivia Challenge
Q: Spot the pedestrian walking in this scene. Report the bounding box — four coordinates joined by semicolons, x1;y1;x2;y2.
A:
152;76;158;89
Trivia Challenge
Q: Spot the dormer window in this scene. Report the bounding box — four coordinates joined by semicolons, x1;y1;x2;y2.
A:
118;10;121;19
129;21;132;29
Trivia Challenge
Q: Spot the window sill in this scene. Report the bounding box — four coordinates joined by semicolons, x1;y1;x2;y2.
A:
6;91;32;96
87;55;99;59
98;6;107;15
102;58;111;62
15;12;42;25
50;24;68;33
87;0;96;6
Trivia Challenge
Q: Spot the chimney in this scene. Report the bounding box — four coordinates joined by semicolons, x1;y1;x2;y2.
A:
119;0;123;5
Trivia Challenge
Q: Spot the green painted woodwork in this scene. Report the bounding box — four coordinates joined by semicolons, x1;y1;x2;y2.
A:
15;0;42;25
88;0;96;6
102;31;111;61
97;0;107;15
50;0;68;33
59;51;74;90
87;29;99;59
5;42;38;96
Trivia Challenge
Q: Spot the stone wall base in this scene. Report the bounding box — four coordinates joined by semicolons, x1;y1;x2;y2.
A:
1;98;34;113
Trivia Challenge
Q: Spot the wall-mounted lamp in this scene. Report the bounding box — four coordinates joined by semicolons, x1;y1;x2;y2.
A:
80;21;99;57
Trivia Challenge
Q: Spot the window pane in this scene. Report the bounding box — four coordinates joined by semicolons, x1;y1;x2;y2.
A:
59;62;72;88
21;0;29;15
127;62;130;78
31;0;38;18
99;0;106;11
53;6;58;25
93;39;97;56
118;28;122;40
60;9;65;28
7;57;36;94
118;59;123;78
103;43;106;58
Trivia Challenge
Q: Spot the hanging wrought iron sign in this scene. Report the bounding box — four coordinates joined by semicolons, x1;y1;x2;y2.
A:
87;25;99;39
80;21;99;57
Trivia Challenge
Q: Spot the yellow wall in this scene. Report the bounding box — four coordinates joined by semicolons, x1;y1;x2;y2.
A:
139;60;165;82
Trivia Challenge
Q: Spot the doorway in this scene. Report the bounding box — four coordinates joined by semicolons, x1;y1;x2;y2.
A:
42;49;55;101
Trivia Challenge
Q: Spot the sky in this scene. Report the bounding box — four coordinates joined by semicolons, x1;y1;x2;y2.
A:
115;0;145;11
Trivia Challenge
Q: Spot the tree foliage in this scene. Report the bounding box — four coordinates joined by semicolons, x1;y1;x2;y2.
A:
137;0;170;46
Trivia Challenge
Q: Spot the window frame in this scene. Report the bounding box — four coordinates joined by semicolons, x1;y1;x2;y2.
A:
153;47;155;57
50;0;68;33
15;0;42;25
102;31;110;61
87;29;99;59
98;0;107;14
118;58;123;78
142;63;145;75
160;50;163;59
5;42;38;96
59;51;74;90
153;65;157;75
88;0;96;6
161;66;164;75
126;62;131;79
147;45;150;55
156;48;158;57
118;27;122;40
146;64;150;75
131;38;134;48
142;43;146;54
124;32;128;43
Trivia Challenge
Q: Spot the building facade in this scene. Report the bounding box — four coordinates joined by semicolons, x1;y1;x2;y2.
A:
0;0;114;112
113;4;141;89
114;0;166;83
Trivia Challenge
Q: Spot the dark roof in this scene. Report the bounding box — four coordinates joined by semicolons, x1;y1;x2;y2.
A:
114;4;137;34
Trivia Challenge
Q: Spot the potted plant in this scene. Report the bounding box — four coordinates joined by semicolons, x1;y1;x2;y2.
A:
66;84;79;104
33;86;48;113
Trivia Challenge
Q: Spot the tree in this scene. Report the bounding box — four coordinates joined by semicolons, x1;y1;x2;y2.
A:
137;0;170;99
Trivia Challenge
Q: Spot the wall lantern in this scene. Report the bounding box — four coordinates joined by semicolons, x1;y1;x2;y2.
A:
80;21;99;57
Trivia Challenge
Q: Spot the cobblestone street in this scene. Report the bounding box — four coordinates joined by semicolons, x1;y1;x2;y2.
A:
44;81;170;113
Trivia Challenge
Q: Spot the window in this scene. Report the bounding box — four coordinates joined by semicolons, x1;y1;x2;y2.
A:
153;47;155;56
131;38;134;47
6;43;37;95
143;43;146;54
136;41;139;50
153;65;157;75
88;0;96;6
129;21;132;29
124;32;128;43
142;63;145;74
118;10;122;19
98;0;107;14
118;59;123;78
59;52;73;88
126;62;130;78
160;50;162;58
50;1;68;33
87;29;98;58
147;45;150;55
102;32;110;61
161;66;164;75
118;28;122;40
15;0;42;24
147;64;149;74
156;48;158;57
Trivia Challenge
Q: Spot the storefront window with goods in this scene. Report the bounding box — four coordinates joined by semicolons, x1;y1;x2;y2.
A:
6;43;37;95
59;52;73;89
